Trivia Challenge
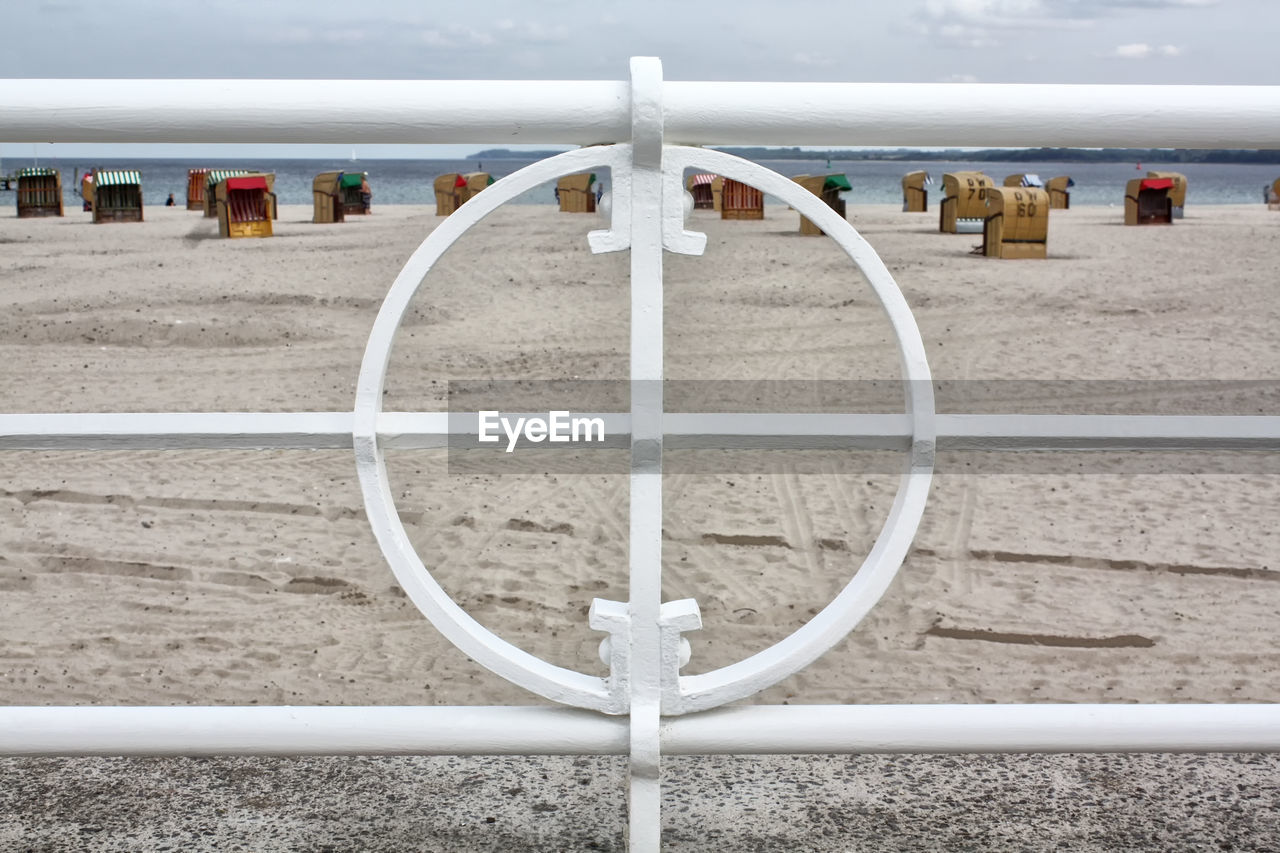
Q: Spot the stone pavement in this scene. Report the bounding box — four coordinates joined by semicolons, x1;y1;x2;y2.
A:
3;752;1279;851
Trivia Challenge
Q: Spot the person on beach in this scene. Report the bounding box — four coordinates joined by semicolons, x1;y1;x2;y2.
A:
165;193;175;207
360;176;372;214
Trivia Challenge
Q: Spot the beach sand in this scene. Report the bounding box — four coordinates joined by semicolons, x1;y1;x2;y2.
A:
1;200;1279;849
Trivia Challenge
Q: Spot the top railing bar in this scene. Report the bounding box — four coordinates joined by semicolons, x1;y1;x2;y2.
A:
0;79;629;145
663;82;1280;148
3;79;1280;148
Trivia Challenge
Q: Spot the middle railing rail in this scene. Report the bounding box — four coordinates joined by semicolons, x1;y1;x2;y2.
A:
3;412;1278;451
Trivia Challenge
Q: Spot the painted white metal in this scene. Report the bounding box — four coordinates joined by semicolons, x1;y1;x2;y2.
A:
660;82;1280;148
5;79;1280;148
0;79;630;144
622;56;667;851
0;411;357;450
937;413;1280;450
661;704;1280;754
7;704;1280;757
0;706;628;756
350;145;935;723
5;412;1280;452
4;412;1279;452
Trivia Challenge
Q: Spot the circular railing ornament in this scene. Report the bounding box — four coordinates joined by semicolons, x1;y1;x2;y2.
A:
353;144;935;716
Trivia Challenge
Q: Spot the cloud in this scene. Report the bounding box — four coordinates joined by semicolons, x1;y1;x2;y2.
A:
918;0;1089;46
419;25;495;49
1108;42;1182;58
935;23;996;47
1102;0;1217;6
1112;42;1154;58
939;73;981;82
792;52;835;68
925;0;1043;19
524;22;571;42
924;0;1217;16
917;0;1220;45
492;19;571;43
264;26;371;46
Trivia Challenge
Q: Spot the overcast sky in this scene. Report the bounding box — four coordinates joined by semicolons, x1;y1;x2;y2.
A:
3;0;1277;159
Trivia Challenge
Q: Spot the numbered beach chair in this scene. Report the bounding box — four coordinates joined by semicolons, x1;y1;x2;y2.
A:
1124;177;1174;225
313;172;345;223
1003;173;1044;189
339;172;371;215
462;172;493;205
939;171;991;233
792;174;850;235
186;169;210;211
981;187;1049;259
91;170;144;223
204;170;252;218
15;167;63;218
434;173;466;216
720;178;763;220
686;173;721;210
557;173;597;213
1046;175;1074;209
215;174;275;238
901;170;930;212
1146;171;1186;218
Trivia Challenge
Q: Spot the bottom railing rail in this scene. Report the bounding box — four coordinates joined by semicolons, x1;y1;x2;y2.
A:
4;704;1279;756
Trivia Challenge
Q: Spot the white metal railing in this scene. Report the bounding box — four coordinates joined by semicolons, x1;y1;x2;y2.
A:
2;57;1280;851
6;78;1280;148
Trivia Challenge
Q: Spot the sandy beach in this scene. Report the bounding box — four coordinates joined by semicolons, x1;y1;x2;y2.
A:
1;199;1279;849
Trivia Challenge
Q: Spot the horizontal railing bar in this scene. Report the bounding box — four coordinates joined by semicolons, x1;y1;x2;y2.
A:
665;413;908;450
662;704;1280;754
669;413;1280;451
0;706;626;756
2;413;1278;451
0;412;359;450
664;82;1280;149
3;80;1280;148
3;704;1278;756
938;413;1280;451
0;80;630;146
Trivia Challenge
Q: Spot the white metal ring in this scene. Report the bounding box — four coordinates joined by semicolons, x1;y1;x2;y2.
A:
354;147;630;713
353;145;934;715
659;147;935;714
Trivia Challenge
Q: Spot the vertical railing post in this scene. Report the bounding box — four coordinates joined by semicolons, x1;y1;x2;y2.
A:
626;56;666;852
